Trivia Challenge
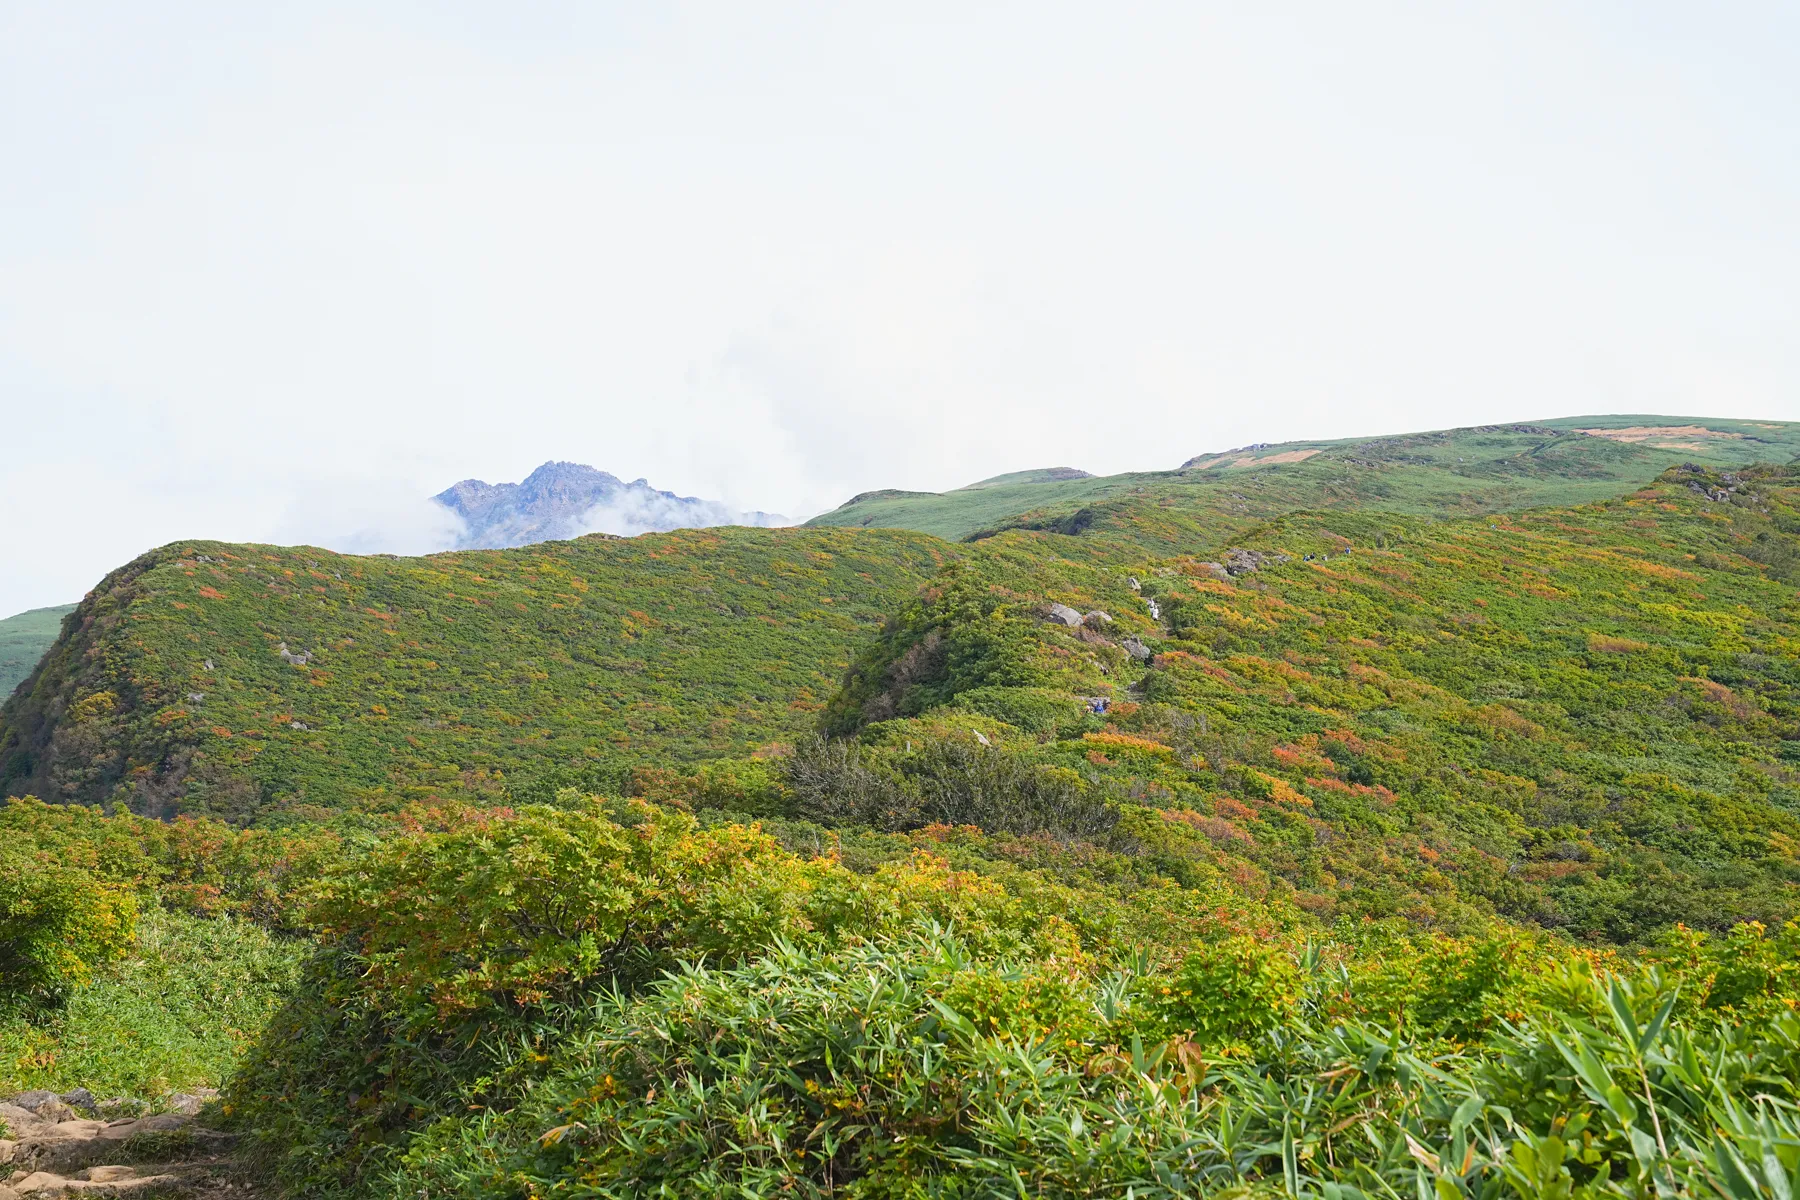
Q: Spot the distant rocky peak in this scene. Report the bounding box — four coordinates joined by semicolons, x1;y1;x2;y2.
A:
519;461;626;498
433;461;784;550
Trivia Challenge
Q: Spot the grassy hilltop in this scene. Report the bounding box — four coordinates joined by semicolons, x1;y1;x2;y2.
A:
0;603;75;699
806;415;1800;541
5;418;1800;1197
0;526;948;820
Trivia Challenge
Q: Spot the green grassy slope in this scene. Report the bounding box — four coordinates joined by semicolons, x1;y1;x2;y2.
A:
0;908;304;1097
0;527;947;821
820;462;1800;941
805;416;1800;541
0;604;76;699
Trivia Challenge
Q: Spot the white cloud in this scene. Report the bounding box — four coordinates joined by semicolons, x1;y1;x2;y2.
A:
1;1;1797;616
270;476;469;558
576;487;787;540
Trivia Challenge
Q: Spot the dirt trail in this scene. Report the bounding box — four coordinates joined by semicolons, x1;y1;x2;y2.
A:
1;1101;262;1198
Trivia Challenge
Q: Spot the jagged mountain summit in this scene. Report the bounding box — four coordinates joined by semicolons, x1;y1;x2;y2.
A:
434;461;785;549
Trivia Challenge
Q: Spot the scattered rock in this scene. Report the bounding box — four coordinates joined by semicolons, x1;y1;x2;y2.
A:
1;1105;67;1132
1122;637;1153;662
164;1094;214;1119
972;731;990;747
1127;577;1141;592
1687;481;1733;502
9;1164;186;1195
49;1123;105;1140
83;1167;136;1182
275;642;312;667
1195;562;1231;581
1221;548;1295;575
1082;610;1113;628
0;1107;44;1138
1045;603;1084;627
1223;549;1265;575
3;1104;239;1193
97;1114;189;1141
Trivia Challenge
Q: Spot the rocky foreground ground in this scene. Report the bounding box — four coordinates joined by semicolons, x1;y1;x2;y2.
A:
0;1091;257;1198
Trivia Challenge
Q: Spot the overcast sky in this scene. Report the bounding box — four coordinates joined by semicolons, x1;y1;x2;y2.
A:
3;2;1798;616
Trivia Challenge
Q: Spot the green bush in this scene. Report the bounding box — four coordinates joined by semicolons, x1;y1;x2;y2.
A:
304;797;824;1024
0;794;346;929
784;735;1117;842
1134;935;1301;1050
0;845;136;1003
951;685;1092;737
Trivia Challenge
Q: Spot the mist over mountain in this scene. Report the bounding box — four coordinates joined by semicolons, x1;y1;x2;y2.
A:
433;461;786;550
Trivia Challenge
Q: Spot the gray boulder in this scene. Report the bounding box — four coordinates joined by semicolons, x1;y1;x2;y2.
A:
1222;548;1292;576
164;1092;214;1118
1046;603;1084;627
7;1094;58;1114
1122;637;1153;662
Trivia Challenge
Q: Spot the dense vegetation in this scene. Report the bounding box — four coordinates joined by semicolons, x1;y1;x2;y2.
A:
0;526;946;821
0;797;323;1098
0;602;74;699
225;800;1800;1197
4;416;1800;1196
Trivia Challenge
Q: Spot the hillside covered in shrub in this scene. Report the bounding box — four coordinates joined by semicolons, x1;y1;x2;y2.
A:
4;421;1800;1197
0;526;948;822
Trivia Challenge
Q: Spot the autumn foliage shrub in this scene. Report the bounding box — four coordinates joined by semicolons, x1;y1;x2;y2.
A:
307;796;836;1023
0;796;314;1100
0;795;343;929
225;797;1090;1191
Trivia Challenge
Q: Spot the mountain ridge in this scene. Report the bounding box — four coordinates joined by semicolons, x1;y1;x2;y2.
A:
807;414;1800;541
